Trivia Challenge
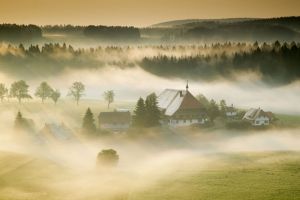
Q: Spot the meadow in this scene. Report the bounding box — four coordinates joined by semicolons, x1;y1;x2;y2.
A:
0;151;299;200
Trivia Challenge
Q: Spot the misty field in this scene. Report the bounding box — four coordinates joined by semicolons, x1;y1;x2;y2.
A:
0;151;299;200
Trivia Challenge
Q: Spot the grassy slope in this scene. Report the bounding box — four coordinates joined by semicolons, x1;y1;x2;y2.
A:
276;114;300;127
129;152;300;200
0;151;299;200
0;151;69;200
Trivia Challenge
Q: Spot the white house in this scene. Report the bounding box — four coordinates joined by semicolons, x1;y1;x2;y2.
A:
226;104;237;118
157;84;207;127
98;111;131;132
243;108;271;126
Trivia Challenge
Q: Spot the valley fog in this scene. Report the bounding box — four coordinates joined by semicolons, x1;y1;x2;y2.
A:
0;42;299;200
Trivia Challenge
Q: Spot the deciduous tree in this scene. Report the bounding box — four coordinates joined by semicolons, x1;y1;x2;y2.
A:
103;90;114;109
35;82;53;103
10;80;32;104
68;82;85;105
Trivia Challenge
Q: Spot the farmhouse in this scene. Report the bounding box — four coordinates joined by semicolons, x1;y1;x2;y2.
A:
226;104;237;118
98;111;131;131
157;84;207;127
243;108;272;126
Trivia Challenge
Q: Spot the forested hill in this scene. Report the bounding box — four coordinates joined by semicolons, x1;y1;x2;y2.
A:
143;16;300;42
0;24;42;42
0;24;141;42
0;17;299;43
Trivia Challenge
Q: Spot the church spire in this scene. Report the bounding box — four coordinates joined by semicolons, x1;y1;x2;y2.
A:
186;80;189;91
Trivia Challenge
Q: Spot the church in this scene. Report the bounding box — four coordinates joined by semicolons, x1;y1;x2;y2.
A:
157;83;207;127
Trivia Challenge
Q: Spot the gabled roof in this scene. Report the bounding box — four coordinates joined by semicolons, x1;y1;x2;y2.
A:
40;123;74;141
243;108;269;120
99;111;131;124
158;89;204;116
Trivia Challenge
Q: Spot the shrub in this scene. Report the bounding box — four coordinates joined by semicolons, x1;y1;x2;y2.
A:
97;149;119;167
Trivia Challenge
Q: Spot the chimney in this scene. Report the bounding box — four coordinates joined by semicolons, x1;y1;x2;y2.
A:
186;80;189;91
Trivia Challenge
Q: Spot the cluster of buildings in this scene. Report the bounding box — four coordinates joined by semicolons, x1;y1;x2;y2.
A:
98;84;275;132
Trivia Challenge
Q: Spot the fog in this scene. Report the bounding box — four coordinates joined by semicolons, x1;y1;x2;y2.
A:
0;42;300;199
1;63;299;114
0;111;299;199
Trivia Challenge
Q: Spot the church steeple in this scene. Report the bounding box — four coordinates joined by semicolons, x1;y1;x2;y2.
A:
186;80;189;91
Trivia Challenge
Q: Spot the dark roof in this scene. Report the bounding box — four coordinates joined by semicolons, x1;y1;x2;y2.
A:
99;111;131;124
179;91;204;110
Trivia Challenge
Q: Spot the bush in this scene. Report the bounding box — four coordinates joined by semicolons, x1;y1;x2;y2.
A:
97;149;119;167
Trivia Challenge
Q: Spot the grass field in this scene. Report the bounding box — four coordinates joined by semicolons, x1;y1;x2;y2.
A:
276;114;300;127
0;151;299;200
129;151;300;200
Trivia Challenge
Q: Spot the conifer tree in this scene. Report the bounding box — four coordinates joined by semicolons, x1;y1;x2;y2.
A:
14;111;24;129
82;108;96;133
219;99;227;117
14;111;32;130
208;99;220;123
133;97;146;127
145;93;161;127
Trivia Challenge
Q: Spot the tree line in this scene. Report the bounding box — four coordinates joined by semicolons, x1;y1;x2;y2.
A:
140;41;300;85
83;25;140;41
0;24;42;42
1;41;300;85
0;81;114;106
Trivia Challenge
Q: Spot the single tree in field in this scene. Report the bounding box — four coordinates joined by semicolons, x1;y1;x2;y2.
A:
145;93;161;127
50;89;61;105
103;90;114;109
10;80;32;104
219;99;227;117
82;107;96;133
0;83;8;102
132;97;146;127
208;99;220;123
35;82;53;103
68;82;85;105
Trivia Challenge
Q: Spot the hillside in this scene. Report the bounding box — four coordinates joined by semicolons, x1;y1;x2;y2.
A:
144;16;300;42
0;151;299;200
151;18;256;28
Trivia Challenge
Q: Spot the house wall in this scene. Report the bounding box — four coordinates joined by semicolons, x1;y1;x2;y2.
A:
253;116;269;126
101;123;130;131
226;111;237;117
168;118;205;127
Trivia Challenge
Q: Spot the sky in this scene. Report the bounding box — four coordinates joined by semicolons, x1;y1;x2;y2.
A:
0;0;299;27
